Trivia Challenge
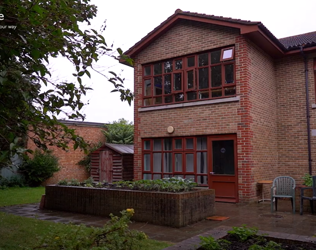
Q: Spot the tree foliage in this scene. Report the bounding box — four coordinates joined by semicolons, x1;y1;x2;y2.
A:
0;0;133;168
103;118;134;144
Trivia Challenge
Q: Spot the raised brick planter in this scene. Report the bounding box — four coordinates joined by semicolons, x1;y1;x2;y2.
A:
44;185;215;227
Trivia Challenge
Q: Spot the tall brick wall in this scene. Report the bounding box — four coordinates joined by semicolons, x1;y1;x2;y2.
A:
133;20;259;201
27;121;106;185
276;55;315;183
248;41;278;196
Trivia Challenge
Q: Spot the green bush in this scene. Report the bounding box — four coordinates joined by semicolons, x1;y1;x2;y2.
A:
0;175;26;188
303;173;313;186
36;209;147;250
19;150;60;187
228;224;258;242
199;235;230;250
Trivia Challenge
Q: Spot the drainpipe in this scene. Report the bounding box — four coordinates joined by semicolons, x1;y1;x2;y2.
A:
300;46;312;175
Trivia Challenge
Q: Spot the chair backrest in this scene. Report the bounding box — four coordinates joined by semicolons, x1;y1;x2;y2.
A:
273;176;295;195
312;176;316;197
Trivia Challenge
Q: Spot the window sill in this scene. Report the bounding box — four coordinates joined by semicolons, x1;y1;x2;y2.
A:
138;96;240;112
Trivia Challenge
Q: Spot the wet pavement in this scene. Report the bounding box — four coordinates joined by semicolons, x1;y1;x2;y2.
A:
1;200;316;244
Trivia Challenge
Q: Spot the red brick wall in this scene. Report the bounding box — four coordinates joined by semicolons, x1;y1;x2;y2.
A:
27;122;106;185
133;20;260;202
276;55;315;183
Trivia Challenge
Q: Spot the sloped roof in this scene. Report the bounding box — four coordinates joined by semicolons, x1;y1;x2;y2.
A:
104;143;134;154
279;31;316;50
122;9;316;61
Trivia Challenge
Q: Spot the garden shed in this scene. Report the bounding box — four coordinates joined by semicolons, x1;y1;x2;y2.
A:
90;143;134;183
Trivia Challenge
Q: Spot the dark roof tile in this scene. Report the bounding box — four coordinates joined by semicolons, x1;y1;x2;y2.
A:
279;31;316;50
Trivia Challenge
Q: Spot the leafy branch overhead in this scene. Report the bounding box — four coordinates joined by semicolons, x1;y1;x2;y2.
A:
0;0;133;167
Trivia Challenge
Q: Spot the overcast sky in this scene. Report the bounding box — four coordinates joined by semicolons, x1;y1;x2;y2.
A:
56;0;316;124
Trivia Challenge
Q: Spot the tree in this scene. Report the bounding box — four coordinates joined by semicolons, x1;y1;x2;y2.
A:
0;0;133;168
103;119;134;144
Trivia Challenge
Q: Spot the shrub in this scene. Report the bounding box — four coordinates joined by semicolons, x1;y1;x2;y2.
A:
0;175;26;188
19;150;60;187
199;235;230;250
57;179;68;186
37;209;147;250
228;224;258;242
303;173;313;186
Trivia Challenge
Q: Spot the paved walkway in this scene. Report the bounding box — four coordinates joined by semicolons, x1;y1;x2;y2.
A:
1;200;316;245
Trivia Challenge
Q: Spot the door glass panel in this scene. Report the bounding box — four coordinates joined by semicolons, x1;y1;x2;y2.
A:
186;138;194;149
143;174;152;180
163;153;172;172
175;153;182;172
197;175;208;184
144;154;150;171
198;68;209;89
153;153;161;172
197;152;207;173
164;138;172;150
211;65;221;87
186;154;194;172
197;137;207;150
212;140;235;175
153;139;161;151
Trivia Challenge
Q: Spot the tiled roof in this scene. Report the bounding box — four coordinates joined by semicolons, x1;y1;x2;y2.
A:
104;143;134;154
279;31;316;50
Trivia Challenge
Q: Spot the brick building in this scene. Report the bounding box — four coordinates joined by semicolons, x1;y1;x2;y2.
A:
121;10;316;202
27;120;106;185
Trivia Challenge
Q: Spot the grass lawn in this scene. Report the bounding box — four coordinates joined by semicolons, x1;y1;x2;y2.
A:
0;187;172;250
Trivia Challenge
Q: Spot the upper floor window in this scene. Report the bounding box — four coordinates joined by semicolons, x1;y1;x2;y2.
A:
142;47;235;106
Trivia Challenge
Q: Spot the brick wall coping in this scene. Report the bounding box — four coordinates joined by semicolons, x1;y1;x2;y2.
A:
138;96;240;112
163;225;316;250
58;120;106;127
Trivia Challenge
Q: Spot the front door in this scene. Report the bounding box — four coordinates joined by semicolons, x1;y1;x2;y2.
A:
208;135;238;202
100;150;113;183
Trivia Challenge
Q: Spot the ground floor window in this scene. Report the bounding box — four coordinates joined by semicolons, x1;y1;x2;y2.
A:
142;136;208;186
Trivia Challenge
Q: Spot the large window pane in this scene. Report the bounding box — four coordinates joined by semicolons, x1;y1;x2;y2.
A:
197;137;207;150
153;139;161;151
211;65;222;87
163;153;172;172
225;64;234;84
174;73;182;91
187;70;194;89
197;175;208;184
154;62;162;75
164;61;173;73
153;153;161;172
175;59;182;70
144;79;151;96
164;138;172;150
143;174;152;180
154;77;162;95
197;152;207;173
144;141;150;150
164;74;171;94
211;50;221;64
144;66;151;76
186;154;194;172
175;153;182;172
199;53;209;66
186;138;194;149
198;68;209;89
144;154;150;171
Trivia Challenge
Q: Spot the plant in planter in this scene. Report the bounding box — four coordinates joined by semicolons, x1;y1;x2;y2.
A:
303;173;313;186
